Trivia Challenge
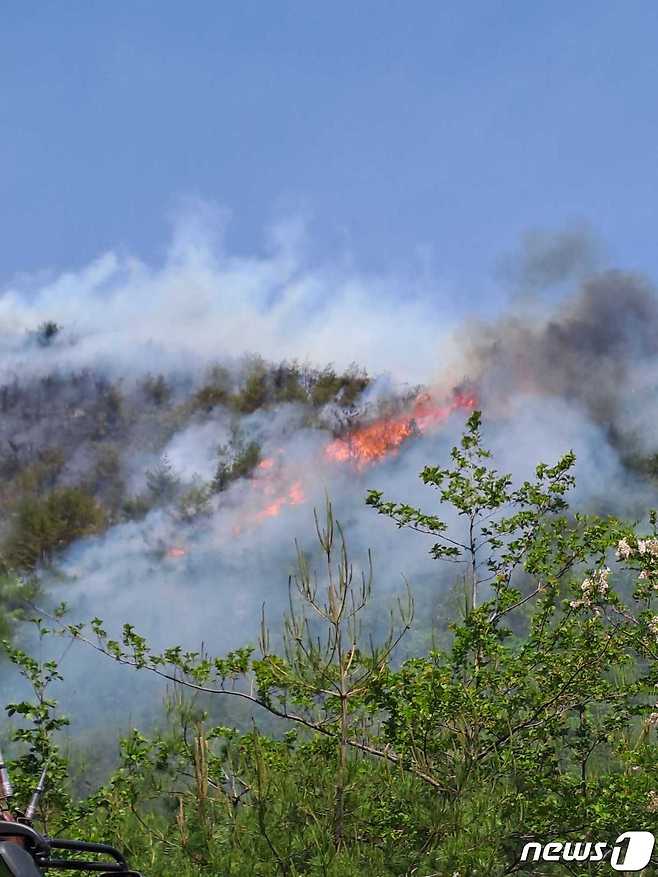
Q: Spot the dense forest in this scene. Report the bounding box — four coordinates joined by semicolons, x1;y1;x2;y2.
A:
0;329;380;640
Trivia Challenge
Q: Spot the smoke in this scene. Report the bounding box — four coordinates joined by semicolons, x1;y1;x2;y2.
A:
496;223;603;295
0;208;459;387
3;214;658;734
440;267;658;455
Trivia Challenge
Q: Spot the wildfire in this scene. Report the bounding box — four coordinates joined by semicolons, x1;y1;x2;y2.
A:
231;456;306;534
254;479;305;521
324;391;476;468
233;389;475;531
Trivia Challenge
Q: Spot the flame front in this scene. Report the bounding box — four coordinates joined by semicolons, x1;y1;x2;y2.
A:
324;391;476;468
232;389;475;531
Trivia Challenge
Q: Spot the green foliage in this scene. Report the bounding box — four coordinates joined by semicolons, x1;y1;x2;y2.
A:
310;364;369;408
121;493;152;522
89;444;124;511
145;455;181;506
212;426;261;493
192;364;233;413
3;486;106;571
2;619;73;829
190;359;369;416
10;447;66;498
0;572;39;641
7;414;658;874
271;361;307;404
236;356;269;414
175;480;213;523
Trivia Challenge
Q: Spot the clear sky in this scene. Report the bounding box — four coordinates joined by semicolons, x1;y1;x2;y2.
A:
2;1;658;299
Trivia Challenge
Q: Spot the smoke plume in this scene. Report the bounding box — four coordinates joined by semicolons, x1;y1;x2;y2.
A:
2;214;658;733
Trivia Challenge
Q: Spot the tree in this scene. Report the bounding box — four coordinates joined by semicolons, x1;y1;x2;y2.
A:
16;413;658;874
236;357;269;414
145;455;181;506
212;426;261;493
3;487;106;571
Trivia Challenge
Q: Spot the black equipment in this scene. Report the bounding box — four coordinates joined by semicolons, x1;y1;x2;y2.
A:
0;749;143;877
0;823;143;876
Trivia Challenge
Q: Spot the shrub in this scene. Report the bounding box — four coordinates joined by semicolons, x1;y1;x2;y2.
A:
145;456;181;506
4;487;106;570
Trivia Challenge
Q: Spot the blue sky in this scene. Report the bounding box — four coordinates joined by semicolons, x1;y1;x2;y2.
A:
2;1;658;302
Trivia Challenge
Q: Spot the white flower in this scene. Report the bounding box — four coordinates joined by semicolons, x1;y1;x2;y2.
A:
572;568;611;610
639;570;650;581
617;538;632;559
638;540;648;555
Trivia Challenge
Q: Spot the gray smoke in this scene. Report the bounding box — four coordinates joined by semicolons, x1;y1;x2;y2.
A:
442;268;658;457
496;223;602;294
3;217;658;736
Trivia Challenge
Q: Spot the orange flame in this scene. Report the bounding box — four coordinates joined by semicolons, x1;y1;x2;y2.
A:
235;390;475;529
254;479;305;521
324;391;476;468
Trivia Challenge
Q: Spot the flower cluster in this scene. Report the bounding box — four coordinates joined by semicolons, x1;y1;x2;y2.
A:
617;537;658;559
637;539;658;557
648;790;658;813
616;538;633;560
616;538;658;589
570;568;610;610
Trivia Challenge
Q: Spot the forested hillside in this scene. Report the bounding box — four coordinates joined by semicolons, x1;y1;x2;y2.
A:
3;411;658;875
0;342;377;634
4;268;658;874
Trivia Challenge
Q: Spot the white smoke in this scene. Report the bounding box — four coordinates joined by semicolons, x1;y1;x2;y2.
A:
0;207;460;386
3;215;658;735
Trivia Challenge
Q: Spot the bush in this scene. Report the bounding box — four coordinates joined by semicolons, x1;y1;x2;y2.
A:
191;364;233;413
235;356;268;413
0;572;39;640
39;414;658;875
3;487;106;570
310;364;369;407
212;428;261;492
145;456;180;506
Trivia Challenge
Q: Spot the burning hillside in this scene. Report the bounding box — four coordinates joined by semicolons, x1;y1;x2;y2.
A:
226;388;478;533
4;228;658;683
324;390;477;468
5;234;658;741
